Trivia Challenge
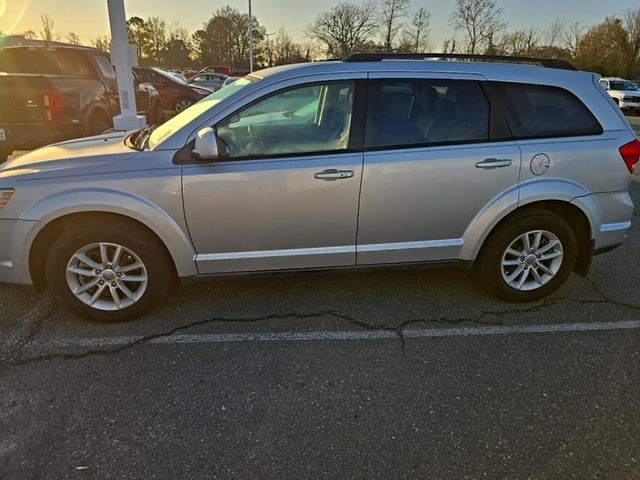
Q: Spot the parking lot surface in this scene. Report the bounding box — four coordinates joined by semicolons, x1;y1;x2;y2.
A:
2;136;640;479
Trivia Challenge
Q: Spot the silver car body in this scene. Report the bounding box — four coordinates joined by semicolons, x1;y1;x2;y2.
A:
0;59;636;286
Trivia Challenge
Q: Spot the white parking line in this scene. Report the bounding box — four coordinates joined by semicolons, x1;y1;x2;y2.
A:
32;320;640;349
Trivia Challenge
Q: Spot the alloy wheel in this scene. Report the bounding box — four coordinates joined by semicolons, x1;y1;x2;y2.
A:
65;242;148;311
500;230;564;292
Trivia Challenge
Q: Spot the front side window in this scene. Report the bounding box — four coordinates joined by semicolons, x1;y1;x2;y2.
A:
500;83;602;138
216;81;356;158
367;79;490;149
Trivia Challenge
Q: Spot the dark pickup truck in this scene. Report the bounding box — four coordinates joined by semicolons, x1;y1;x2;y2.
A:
0;44;164;162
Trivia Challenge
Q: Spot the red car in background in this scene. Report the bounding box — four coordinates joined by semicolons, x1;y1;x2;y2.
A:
134;66;212;113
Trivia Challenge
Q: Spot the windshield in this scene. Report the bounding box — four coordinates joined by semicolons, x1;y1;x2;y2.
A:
152;67;188;86
610;80;638;91
147;77;257;149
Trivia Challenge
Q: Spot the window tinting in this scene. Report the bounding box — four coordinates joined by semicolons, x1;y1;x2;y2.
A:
500;83;602;138
0;48;92;76
216;81;355;158
367;79;490;149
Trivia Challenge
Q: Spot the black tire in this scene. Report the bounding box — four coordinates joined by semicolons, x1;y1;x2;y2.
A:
85;116;111;137
45;218;173;322
478;209;578;303
173;97;195;113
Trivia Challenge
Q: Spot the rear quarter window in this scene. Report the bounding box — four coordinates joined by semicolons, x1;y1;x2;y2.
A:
498;83;602;139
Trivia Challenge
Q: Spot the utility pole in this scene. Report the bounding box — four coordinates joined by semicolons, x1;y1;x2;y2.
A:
107;0;145;131
248;0;254;72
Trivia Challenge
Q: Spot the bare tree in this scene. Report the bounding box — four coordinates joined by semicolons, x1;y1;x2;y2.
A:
564;22;584;57
92;36;111;53
401;8;431;53
39;14;56;42
442;37;457;53
544;19;565;48
66;32;81;45
450;0;506;54
381;0;409;50
307;1;379;58
499;28;540;55
23;30;37;40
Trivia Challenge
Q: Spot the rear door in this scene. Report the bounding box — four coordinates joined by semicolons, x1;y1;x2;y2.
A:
357;73;522;265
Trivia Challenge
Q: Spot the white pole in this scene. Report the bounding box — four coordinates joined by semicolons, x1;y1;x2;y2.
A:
107;0;146;131
248;0;254;72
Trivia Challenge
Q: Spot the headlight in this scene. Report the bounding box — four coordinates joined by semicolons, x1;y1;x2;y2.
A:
0;189;14;210
192;88;210;96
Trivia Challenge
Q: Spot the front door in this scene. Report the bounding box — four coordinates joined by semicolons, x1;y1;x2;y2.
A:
357;75;522;265
182;79;365;274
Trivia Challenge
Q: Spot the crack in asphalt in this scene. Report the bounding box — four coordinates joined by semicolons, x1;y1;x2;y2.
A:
0;294;56;365
5;281;640;368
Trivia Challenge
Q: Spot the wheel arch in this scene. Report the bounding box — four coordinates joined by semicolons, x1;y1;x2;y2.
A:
462;180;595;276
26;195;198;289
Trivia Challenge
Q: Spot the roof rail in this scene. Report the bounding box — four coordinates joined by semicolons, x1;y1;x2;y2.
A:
342;53;577;71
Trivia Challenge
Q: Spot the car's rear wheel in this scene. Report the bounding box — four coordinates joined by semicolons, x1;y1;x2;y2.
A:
173;97;195;113
45;219;173;322
478;210;577;302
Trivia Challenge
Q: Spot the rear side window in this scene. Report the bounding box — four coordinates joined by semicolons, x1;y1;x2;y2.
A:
94;55;116;79
0;48;92;76
499;83;602;139
366;79;490;149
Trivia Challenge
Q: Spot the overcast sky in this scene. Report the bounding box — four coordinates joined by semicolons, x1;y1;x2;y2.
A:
1;0;637;47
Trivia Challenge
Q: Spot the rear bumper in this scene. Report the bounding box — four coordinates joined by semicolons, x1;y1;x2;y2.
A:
572;191;634;251
0;123;83;152
0;218;41;286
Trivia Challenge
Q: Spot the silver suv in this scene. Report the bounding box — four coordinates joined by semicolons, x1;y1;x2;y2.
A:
1;53;638;322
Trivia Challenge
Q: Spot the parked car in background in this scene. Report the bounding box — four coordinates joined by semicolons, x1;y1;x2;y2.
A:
134;66;212;113
0;54;637;322
599;77;640;115
187;72;228;91
0;44;164;163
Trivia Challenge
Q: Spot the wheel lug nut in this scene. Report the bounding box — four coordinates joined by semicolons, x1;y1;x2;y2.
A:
111;282;116;287
99;280;104;285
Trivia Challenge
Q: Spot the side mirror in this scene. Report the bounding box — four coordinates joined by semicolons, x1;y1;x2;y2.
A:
192;127;219;160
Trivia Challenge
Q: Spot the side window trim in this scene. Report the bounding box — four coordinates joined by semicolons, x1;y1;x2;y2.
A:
364;78;497;152
209;79;366;162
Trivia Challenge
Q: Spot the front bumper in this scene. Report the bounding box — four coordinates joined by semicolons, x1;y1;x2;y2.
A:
0;218;41;286
620;101;640;113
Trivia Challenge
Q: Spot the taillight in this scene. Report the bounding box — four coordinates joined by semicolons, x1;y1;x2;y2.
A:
40;89;64;124
619;139;640;173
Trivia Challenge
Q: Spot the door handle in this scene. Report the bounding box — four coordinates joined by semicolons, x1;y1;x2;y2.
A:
314;169;355;181
476;158;512;169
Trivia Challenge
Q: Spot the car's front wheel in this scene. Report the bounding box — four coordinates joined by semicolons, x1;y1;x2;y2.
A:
478;209;578;302
45;219;173;322
173;97;195;113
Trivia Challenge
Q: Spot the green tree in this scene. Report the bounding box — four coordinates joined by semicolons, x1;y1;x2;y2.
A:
193;6;265;70
575;17;630;76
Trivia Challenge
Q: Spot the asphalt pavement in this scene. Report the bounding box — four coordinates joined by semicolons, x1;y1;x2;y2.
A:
2;130;640;479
